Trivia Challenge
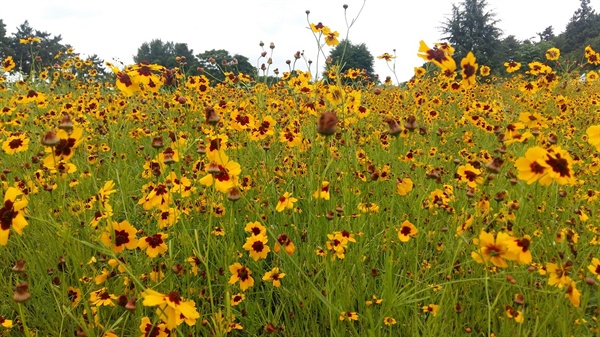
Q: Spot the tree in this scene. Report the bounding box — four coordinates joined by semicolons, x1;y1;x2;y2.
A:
196;49;255;84
537;26;555;42
0;19;13;60
327;39;376;83
557;0;600;55
8;20;70;75
440;0;503;72
134;39;199;74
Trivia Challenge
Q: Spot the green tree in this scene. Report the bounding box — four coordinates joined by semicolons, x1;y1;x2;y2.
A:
134;39;200;74
555;0;600;57
196;49;255;84
9;20;70;75
0;19;13;59
327;39;376;83
537;26;555;42
440;0;503;72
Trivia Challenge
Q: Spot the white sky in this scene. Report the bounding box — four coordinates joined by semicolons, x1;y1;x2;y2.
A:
2;0;597;82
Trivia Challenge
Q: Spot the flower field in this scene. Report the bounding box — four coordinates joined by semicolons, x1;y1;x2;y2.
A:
1;23;600;337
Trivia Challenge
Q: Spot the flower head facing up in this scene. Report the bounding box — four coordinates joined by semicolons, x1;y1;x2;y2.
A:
262;267;286;287
138;233;168;258
100;220;138;254
242;234;270;261
228;263;254;291
417;41;456;71
398;220;418;242
471;231;519;268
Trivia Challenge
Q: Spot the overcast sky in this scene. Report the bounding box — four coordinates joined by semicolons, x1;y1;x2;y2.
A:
2;0;597;82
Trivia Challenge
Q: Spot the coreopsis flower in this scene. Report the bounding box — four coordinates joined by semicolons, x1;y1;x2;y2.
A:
397;220;418;242
513;235;532;265
310;22;328;33
242;233;270;261
515;147;552;185
383;316;396;326
479;65;491;76
1;56;15;72
67;287;82;307
228;263;254;291
377;53;395;62
231;293;245;306
245;221;266;236
276;192;297;212
339;311;359;321
139;183;171;210
588;258;600;280
274;233;296;255
199;150;241;193
417;41;456;71
262;267;285;287
139;317;170;337
456;163;483;188
43;127;83;167
586;70;599;82
0;315;13;329
2;134;29;155
138;233;169;258
518;112;548;129
324;28;340;46
545;47;561;61
396;177;414;196
565;281;580;307
504;61;521;73
546;261;573;288
0;187;29;246
460;52;478;87
544;146;575;185
505;305;524;323
100;220;138;254
326;232;349;259
141;289;200;329
471;231;519;268
585;45;600;65
89;287;118;306
586;125;600;151
422;304;439;317
19;36;41;44
313;181;330;200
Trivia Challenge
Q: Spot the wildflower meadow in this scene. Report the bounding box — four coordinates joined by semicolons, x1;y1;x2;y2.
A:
1;6;600;337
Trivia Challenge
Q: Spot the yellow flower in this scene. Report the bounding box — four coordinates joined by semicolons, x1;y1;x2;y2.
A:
0;187;28;246
471;231;518;268
262;267;285;287
1;56;16;72
141;289;200;329
313;181;330;200
505;305;524;323
138;233;168;258
587;125;600;151
565;281;580;307
228;263;254;291
276;192;297;212
2;134;29;155
545;47;560;61
199;150;242;193
396;177;413;196
324;28;340;46
588;257;600;280
89;287;117;307
515;147;552;185
422;304;439;316
504;61;521;73
242;234;270;261
398;220;418;242
417;41;456;71
100;220;138;254
460;51;478;87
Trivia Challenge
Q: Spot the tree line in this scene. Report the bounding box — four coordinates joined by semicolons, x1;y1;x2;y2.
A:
2;0;600;85
440;0;600;75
